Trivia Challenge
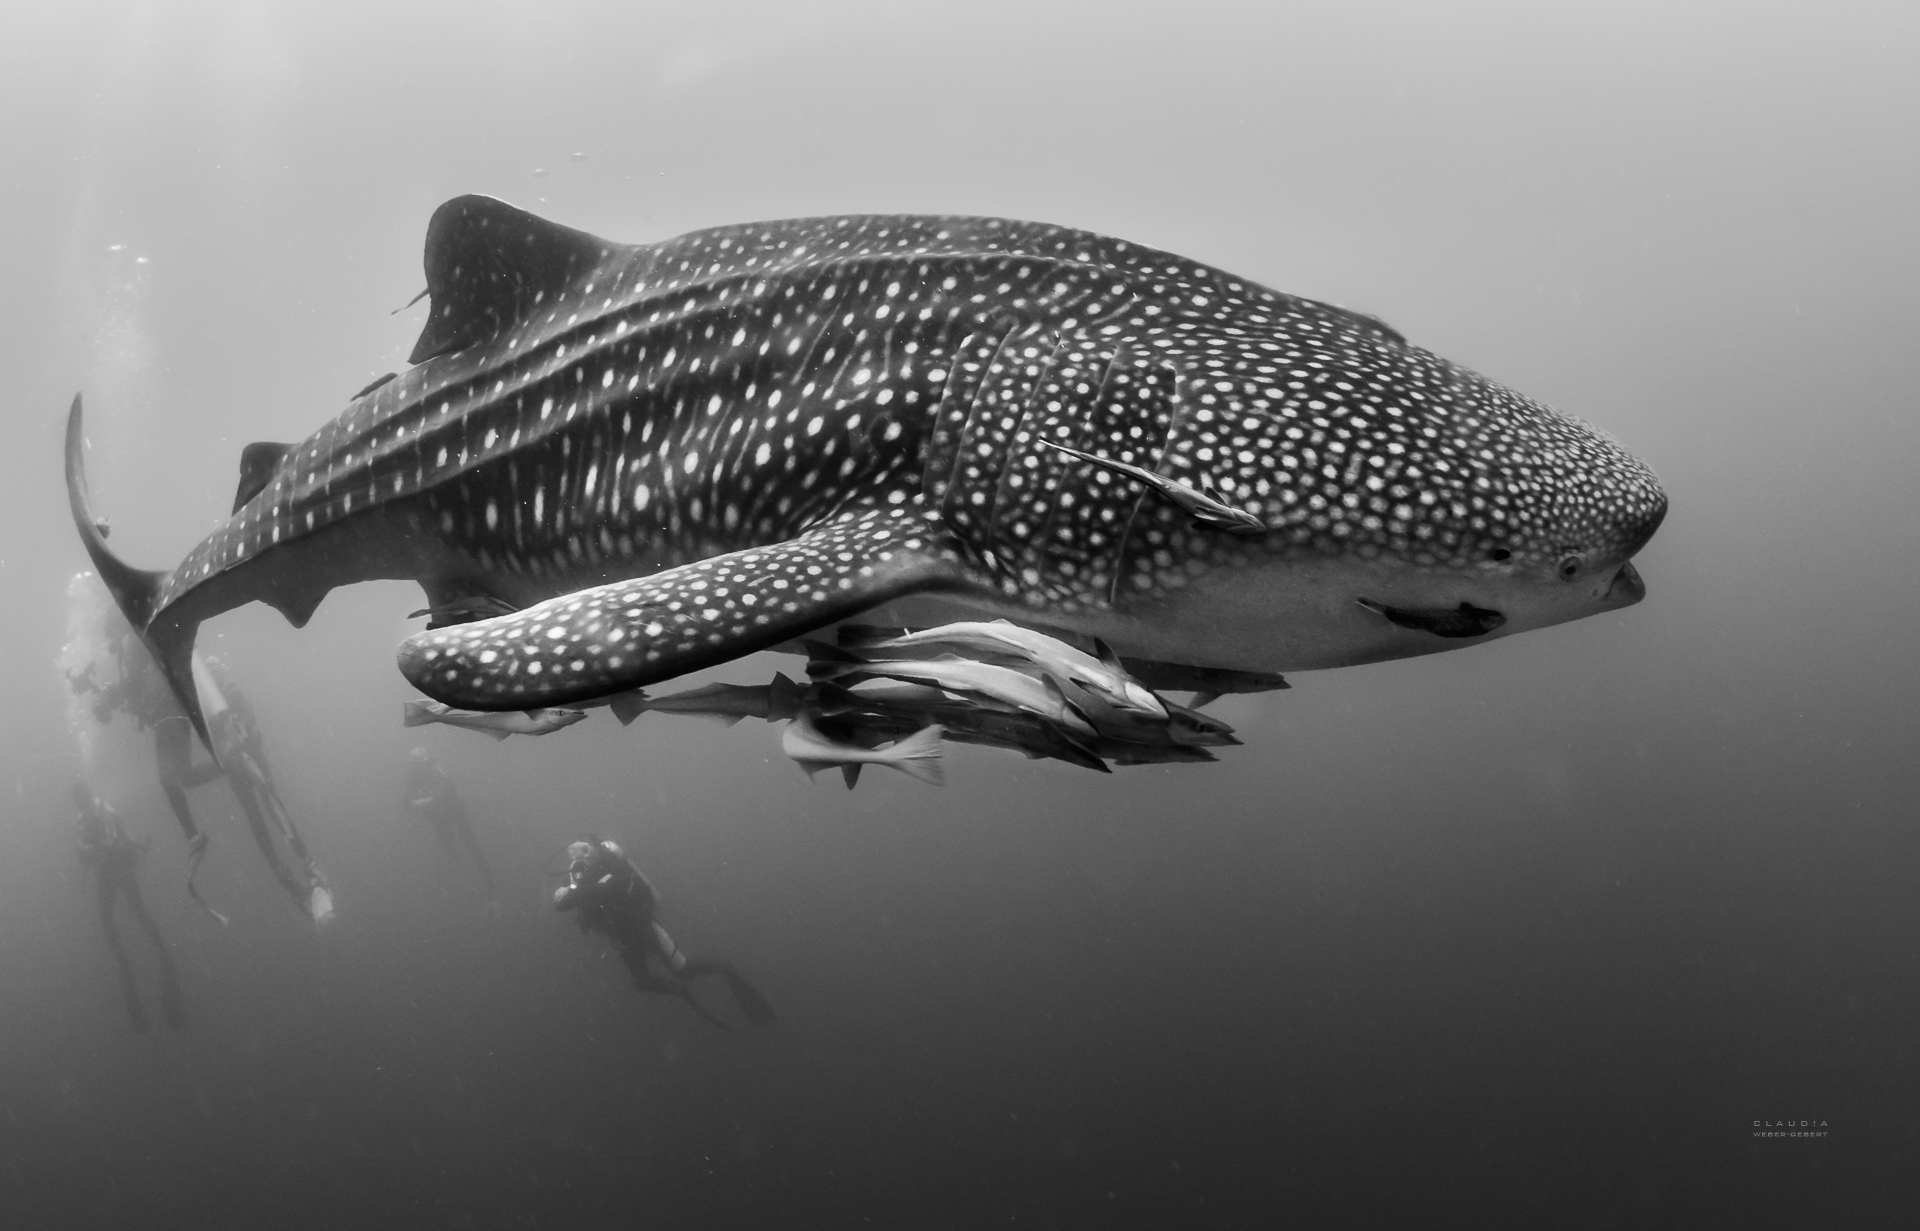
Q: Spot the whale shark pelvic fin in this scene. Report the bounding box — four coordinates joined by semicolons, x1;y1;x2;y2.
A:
397;509;962;711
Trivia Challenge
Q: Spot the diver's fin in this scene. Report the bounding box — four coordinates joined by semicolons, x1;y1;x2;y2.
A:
839;764;862;790
233;442;292;514
723;970;777;1026
398;510;961;709
675;985;733;1031
65;396;212;748
409;195;616;364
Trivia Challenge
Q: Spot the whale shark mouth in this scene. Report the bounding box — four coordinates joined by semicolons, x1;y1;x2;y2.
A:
1356;598;1508;639
1606;560;1646;606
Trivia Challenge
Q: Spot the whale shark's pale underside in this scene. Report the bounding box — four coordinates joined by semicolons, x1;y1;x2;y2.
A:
66;196;1666;741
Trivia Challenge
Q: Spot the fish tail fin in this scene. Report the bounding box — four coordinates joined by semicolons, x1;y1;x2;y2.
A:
401;700;435;728
811;682;867;717
608;691;650;726
65;395;211;749
767;672;808;722
835;624;906;649
884;724;945;786
802;640;867;680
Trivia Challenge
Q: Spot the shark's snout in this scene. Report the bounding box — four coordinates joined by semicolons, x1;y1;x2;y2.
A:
1619;491;1668;560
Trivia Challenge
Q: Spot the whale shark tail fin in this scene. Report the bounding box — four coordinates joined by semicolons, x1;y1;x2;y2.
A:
65;395;211;749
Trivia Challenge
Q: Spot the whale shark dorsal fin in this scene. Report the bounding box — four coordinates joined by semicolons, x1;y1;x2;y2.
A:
408;195;616;364
234;442;293;514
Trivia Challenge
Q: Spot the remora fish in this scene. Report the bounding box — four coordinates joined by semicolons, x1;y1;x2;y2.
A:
1036;439;1266;534
813;680;1113;773
1117;660;1289;709
840;620;1165;718
781;713;944;788
401;698;587;739
65;197;1666;736
625;672;808;727
805;643;1098;736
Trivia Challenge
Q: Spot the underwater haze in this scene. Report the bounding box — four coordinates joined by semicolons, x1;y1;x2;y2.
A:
3;1;1917;1226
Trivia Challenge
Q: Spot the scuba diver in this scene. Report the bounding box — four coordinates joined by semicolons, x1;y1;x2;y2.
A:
553;839;776;1029
73;785;184;1033
402;747;498;900
68;622;332;926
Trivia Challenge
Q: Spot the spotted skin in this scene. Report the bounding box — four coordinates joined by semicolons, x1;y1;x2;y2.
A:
66;195;1666;725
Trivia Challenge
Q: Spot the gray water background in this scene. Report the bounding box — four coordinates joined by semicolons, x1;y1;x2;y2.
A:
2;1;1916;1225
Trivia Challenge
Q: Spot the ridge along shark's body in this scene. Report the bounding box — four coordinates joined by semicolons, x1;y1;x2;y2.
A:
67;195;1666;738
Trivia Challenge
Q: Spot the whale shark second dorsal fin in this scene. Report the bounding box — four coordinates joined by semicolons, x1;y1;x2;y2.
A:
408;195;616;364
234;441;293;513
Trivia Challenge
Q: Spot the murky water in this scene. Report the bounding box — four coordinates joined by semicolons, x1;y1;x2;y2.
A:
3;2;1915;1226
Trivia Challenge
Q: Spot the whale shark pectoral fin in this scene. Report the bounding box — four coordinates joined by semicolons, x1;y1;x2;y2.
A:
396;511;962;710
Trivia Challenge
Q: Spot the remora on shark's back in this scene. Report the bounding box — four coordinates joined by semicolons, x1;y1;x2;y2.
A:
66;196;1666;735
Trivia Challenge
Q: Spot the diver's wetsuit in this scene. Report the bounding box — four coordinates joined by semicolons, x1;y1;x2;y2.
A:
72;634;328;923
403;752;498;898
75;790;183;1033
553;840;775;1028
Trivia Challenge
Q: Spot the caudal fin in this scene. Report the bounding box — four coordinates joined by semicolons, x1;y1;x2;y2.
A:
64;396;211;747
882;723;945;786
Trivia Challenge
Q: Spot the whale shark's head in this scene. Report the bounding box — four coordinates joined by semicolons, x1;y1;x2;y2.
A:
1125;345;1667;673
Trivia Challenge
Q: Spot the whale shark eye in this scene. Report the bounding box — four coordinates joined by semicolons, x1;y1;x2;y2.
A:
1487;548;1511;563
1557;555;1583;581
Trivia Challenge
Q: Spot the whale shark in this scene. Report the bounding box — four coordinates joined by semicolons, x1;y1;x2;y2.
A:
66;195;1666;739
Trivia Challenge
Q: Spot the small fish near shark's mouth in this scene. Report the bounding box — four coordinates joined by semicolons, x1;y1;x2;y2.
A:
1356;598;1507;639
